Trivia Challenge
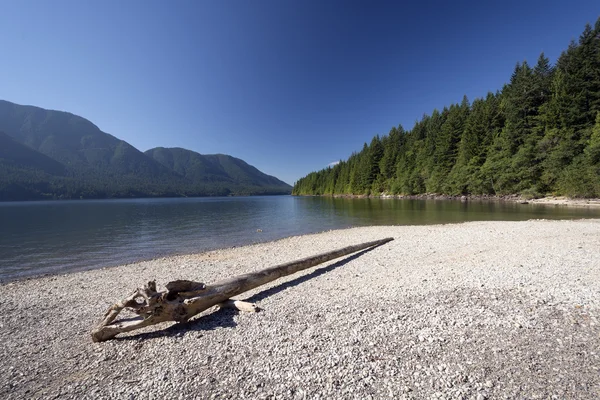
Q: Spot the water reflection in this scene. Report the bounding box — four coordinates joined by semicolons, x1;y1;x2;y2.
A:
0;196;598;281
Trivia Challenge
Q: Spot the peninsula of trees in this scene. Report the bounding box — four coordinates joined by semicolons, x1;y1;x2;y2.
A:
0;101;291;201
293;18;600;198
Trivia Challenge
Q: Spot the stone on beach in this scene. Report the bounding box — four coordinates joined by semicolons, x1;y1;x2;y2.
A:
0;219;599;399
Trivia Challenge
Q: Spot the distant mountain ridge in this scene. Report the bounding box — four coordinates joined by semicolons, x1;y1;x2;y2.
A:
145;147;289;187
0;100;291;200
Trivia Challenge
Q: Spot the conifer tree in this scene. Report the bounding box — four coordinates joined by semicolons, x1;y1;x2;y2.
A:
429;98;469;192
292;17;600;199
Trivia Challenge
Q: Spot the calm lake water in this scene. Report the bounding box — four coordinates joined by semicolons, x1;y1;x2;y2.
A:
1;195;599;281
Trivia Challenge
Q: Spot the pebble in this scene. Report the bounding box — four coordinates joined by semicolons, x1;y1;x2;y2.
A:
0;220;599;399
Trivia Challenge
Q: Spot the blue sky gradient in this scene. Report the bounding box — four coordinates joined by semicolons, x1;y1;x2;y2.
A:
1;1;599;185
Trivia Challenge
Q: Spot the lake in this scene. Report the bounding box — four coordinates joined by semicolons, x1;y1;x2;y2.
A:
1;195;599;281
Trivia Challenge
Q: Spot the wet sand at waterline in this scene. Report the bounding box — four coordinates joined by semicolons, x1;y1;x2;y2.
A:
1;219;598;399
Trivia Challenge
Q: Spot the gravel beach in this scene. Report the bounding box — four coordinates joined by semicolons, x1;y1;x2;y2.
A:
1;219;599;399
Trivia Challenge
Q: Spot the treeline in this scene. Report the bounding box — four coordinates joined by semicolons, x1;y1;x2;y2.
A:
294;18;600;198
0;163;291;201
0;102;292;201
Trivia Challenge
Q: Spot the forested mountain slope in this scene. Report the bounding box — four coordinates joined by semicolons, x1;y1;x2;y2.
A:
0;131;67;177
0;100;175;180
0;101;291;200
145;147;292;195
293;18;600;198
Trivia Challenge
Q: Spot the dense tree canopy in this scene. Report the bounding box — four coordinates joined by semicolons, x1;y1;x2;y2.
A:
293;18;600;198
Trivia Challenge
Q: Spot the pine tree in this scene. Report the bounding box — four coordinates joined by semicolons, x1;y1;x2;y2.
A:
429;97;469;193
292;17;600;198
420;110;445;188
585;112;600;196
379;125;404;184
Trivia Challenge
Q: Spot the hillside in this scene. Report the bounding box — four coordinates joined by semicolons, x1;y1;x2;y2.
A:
0;131;67;177
0;131;71;201
0;100;177;179
293;17;600;198
145;147;292;195
0;101;291;200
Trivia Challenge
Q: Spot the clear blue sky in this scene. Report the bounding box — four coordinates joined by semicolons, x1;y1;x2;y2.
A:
1;1;599;185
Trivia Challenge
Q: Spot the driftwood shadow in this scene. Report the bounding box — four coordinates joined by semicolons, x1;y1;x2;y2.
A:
245;246;377;303
114;308;239;342
114;244;381;342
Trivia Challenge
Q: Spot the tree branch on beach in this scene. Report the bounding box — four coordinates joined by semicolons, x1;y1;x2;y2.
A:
91;237;394;342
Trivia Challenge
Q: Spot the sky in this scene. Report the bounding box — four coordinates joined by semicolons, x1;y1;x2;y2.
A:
1;1;599;185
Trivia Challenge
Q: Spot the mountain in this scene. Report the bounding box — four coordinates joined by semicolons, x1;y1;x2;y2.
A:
0;131;71;201
145;147;291;195
0;100;180;180
0;131;67;177
0;100;291;200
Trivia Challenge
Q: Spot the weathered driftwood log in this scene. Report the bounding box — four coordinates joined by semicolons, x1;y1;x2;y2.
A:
91;237;394;342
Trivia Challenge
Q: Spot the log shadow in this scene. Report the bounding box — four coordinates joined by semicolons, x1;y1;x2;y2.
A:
244;245;379;304
113;244;382;342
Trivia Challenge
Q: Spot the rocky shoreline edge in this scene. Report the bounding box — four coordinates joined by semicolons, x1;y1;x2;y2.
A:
298;193;600;207
1;219;598;399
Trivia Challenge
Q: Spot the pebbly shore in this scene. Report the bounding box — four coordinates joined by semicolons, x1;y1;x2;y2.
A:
1;219;599;399
327;193;600;208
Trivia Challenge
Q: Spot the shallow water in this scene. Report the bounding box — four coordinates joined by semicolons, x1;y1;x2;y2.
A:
1;195;598;281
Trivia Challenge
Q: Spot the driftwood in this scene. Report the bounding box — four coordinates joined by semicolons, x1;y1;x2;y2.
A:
91;237;394;342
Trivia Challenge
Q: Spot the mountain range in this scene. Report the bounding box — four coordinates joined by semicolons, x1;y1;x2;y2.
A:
0;100;291;201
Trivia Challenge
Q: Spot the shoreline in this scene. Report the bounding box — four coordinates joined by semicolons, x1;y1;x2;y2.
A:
1;219;599;399
526;196;600;207
298;193;600;207
6;197;599;285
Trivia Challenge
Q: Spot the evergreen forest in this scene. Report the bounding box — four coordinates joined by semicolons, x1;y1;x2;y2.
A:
293;18;600;198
